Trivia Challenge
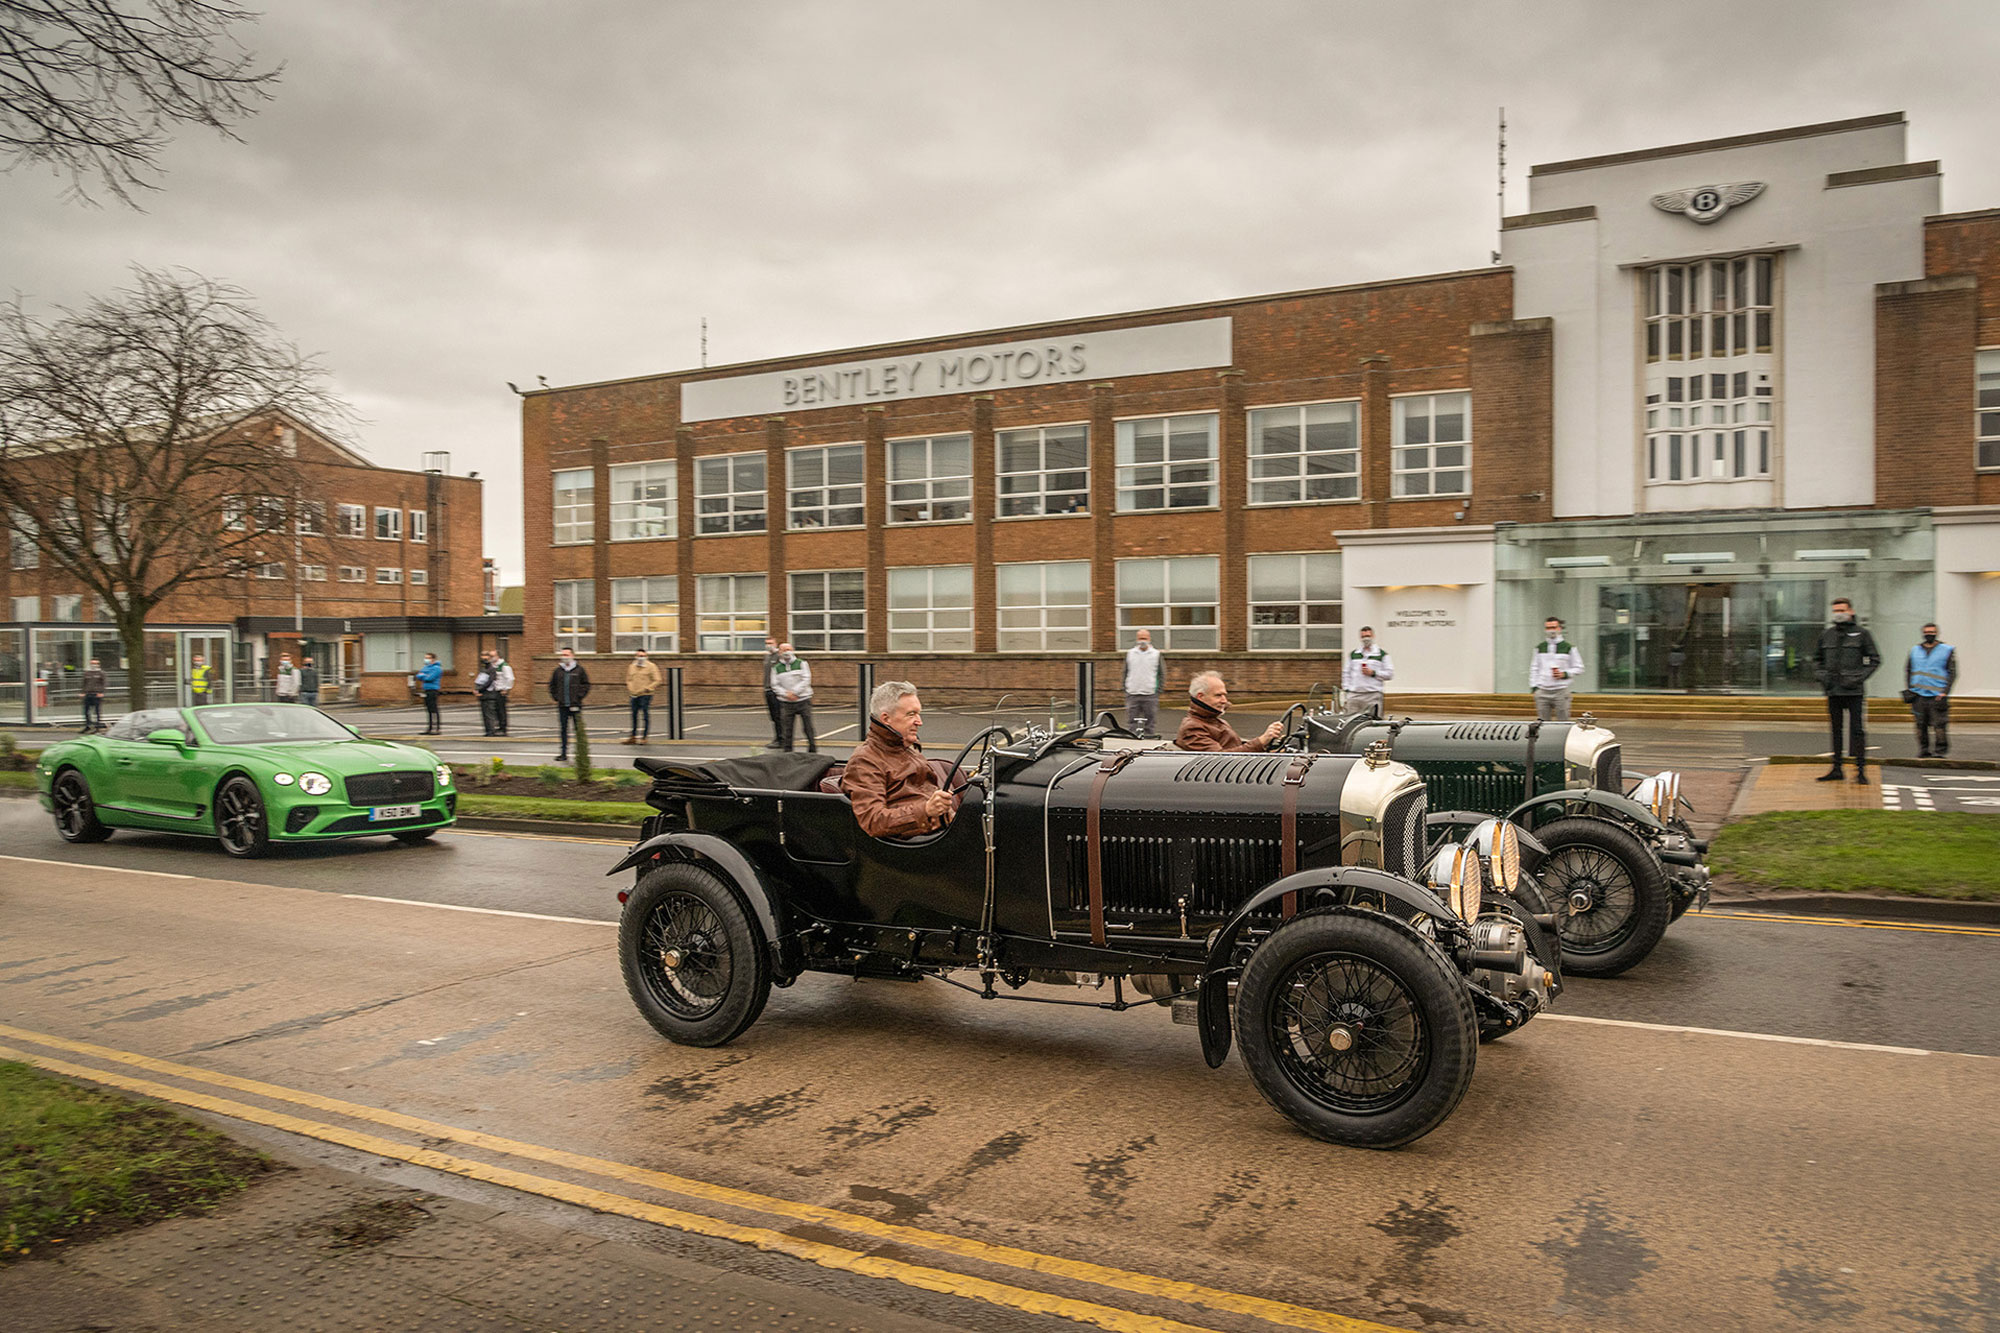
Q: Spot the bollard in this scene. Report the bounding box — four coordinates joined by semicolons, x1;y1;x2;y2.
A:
664;666;685;740
1076;659;1094;728
856;662;875;739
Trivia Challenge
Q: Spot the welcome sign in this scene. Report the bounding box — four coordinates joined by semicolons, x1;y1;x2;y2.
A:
680;318;1233;422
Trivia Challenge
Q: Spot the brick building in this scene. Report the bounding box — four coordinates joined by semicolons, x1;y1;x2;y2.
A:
521;112;2000;704
2;414;512;720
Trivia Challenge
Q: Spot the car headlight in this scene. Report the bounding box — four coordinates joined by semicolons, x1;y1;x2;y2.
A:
436;764;452;786
272;773;296;786
1630;771;1681;821
299;772;333;796
1424;842;1485;923
1469;818;1520;894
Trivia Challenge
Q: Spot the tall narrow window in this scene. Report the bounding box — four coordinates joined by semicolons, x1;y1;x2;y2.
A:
696;453;766;535
552;468;594;544
609;460;677;540
1978;348;2000;472
1391;394;1470;497
1643;256;1777;484
553;579;596;652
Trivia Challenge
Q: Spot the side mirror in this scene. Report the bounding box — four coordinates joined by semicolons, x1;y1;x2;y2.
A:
147;728;188;747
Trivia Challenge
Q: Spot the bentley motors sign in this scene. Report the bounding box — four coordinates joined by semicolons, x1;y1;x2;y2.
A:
681;317;1234;422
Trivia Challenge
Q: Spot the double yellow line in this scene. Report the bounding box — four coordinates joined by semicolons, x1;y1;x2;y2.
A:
0;1023;1405;1333
1700;909;2000;938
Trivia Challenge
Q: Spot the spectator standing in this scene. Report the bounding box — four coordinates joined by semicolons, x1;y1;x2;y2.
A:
491;653;514;735
1814;596;1881;783
549;647;592;761
1122;629;1163;738
761;636;783;748
299;659;320;706
1529;617;1584;721
772;642;816;752
474;652;499;736
1906;621;1956;759
79;657;105;732
624;648;660;744
417;652;443;734
1341;627;1395;718
188;653;213;704
274;654;300;703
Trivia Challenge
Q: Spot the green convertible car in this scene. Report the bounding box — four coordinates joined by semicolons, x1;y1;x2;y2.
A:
36;703;456;858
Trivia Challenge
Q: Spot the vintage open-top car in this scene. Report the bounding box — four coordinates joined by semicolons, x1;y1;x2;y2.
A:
1299;710;1709;977
611;720;1560;1148
35;703;457;857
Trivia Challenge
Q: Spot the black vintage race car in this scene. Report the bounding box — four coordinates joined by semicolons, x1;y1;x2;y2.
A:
1298;710;1709;978
609;721;1560;1149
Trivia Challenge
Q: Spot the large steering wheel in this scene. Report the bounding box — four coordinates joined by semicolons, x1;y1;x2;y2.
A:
1272;701;1309;750
945;724;1015;790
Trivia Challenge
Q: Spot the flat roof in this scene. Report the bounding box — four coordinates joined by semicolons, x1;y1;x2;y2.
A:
1531;111;1904;177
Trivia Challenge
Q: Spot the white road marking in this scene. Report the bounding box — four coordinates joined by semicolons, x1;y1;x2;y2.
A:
817;723;858;740
339;893;615;928
1541;1012;1984;1058
1881;787;1903;810
0;854;199;881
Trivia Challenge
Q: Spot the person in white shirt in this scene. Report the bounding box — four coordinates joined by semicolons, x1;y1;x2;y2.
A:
274;654;299;702
490;654;515;735
1341;627;1394;718
1529;616;1585;720
771;642;816;752
1122;629;1164;737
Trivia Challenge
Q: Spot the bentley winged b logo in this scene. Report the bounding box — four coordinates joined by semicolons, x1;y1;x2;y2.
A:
1651;181;1765;224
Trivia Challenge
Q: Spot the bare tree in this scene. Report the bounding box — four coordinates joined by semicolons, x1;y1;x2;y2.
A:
0;0;278;203
0;267;349;709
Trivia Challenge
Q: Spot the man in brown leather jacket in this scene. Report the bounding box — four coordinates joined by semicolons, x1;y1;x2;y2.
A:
1175;671;1286;752
842;680;955;837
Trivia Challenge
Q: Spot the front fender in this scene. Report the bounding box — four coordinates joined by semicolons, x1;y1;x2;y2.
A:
1195;868;1460;1069
1508;788;1665;834
608;831;797;982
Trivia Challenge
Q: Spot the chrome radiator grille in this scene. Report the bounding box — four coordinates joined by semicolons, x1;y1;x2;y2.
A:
343;771;435;805
1594;745;1623;792
1381;788;1427;877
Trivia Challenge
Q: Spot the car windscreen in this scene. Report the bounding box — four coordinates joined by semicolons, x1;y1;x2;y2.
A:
192;705;356;746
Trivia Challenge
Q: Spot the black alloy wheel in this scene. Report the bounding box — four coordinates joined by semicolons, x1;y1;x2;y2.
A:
51;769;112;843
214;776;271;859
1534;817;1670;978
619;862;770;1047
1236;912;1477;1149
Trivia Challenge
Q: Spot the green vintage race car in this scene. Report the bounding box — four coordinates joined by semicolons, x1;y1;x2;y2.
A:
35;703;456;858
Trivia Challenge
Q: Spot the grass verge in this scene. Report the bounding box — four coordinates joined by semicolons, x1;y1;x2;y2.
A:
0;770;36;789
454;793;652;824
1710;810;2000;901
1;1061;273;1258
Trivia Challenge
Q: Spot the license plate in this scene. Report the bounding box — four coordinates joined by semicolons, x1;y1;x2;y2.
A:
369;804;421;821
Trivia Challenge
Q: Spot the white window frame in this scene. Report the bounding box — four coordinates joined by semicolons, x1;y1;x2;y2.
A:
408;509;428;543
1248;401;1361;506
222;496;246;531
249;496;285;533
1390;392;1471;498
996;560;1091;652
1978;347;2000;472
552;467;595;545
375;567;403;584
255;562;285;580
9;513;37;569
696;573;768;652
373;506;402;541
408;568;428;585
50;593;83;622
295;500;325;535
554;578;596;653
786;569;866;653
887;433;973;525
786;444;866;530
611;576;679;652
695;453;768;536
888;565;973;651
11;594;38;620
1247;552;1343;652
1115;556;1219;652
338;565;365;582
335;503;366;537
1642;256;1778;485
1115;413;1218;512
301;564;327;582
996;423;1089;518
609;458;678;541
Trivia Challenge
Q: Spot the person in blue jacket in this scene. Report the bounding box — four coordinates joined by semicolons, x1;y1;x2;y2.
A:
1906;622;1957;758
417;652;444;734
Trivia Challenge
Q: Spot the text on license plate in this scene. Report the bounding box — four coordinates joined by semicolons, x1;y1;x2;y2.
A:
369;804;421;821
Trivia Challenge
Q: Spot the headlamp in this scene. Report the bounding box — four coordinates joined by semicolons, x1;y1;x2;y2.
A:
299;772;333;796
1468;818;1520;893
1630;771;1681;821
1425;842;1485;923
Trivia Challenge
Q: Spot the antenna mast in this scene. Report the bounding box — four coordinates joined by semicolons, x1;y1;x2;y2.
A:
1493;107;1506;264
700;316;708;368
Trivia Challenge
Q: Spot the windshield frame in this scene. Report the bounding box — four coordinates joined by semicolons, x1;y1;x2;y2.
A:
188;705;362;747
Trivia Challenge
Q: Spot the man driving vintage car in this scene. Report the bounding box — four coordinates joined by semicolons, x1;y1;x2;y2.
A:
842;680;955;837
1175;672;1287;752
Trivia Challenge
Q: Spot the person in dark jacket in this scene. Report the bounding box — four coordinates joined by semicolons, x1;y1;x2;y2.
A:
1906;622;1957;758
1814;596;1881;783
79;657;105;732
299;660;320;707
549;647;592;761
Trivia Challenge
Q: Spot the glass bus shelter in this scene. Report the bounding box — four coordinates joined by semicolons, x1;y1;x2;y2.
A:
0;624;234;725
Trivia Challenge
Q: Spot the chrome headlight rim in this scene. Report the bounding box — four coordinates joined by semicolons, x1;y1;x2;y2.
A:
1470;818;1520;894
298;771;333;797
1424;842;1485;923
1631;770;1682;820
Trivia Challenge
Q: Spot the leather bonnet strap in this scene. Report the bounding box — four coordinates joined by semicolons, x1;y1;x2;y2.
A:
1280;753;1315;919
1085;750;1140;945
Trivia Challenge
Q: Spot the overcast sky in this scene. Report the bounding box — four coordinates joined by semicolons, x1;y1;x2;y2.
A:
5;0;1997;583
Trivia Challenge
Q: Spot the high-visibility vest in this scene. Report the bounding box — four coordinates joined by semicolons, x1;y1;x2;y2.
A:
1907;643;1954;696
190;664;211;696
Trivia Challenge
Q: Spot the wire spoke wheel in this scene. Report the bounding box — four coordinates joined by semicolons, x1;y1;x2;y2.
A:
1534;817;1670;978
638;891;734;1020
1541;845;1637;954
1272;951;1427;1113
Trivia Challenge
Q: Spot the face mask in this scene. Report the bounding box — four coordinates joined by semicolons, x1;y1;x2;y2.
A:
1833;612;1852;624
1923;634;1938;645
1360;638;1373;648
